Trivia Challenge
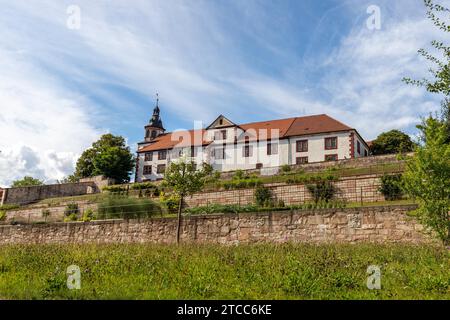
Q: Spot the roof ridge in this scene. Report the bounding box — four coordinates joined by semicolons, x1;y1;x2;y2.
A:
282;117;298;138
322;114;352;130
239;116;297;127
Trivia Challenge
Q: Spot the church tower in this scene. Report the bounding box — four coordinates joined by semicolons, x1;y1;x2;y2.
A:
144;93;165;142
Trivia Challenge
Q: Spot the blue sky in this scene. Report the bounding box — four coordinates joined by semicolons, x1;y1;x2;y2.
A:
0;0;448;186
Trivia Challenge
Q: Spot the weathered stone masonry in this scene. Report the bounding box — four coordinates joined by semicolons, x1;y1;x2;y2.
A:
0;205;432;245
185;174;385;207
1;176;114;206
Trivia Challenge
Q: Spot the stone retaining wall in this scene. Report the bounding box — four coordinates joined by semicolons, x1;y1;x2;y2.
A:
3;201;97;224
3;174;388;224
0;205;431;245
185;174;385;207
219;153;409;179
1;176;113;206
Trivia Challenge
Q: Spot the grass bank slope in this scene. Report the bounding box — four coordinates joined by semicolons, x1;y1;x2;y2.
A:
0;243;448;299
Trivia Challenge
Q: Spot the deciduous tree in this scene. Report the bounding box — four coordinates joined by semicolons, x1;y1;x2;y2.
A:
11;176;44;187
74;134;135;184
163;158;210;244
402;117;450;245
370;130;415;155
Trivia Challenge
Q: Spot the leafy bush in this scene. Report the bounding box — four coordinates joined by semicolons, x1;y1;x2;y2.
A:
159;192;180;214
0;210;6;221
379;174;404;201
81;209;96;222
64;213;78;222
306;179;336;203
64;203;79;218
213;171;221;180
97;196;162;220
131;182;160;197
254;185;273;207
286;173;337;185
222;179;262;190
232;169;245;180
280;165;292;174
277;199;285;208
102;185;128;193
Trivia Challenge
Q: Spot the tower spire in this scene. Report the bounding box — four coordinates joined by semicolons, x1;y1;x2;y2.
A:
153;92;160;115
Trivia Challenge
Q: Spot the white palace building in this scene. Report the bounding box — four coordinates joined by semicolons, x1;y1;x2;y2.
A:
135;101;369;182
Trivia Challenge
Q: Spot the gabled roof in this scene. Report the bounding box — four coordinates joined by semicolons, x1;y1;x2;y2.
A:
206;114;238;129
237;117;296;142
138;129;211;153
138;114;359;152
285;114;352;137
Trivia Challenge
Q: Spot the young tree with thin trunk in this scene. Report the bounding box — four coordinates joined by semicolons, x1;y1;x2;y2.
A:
401;0;450;246
402;118;450;245
163;158;209;244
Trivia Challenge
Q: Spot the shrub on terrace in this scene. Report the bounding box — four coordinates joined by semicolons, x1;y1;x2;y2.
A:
280;165;292;174
232;169;245;180
379;174;405;201
81;208;96;222
254;185;273;207
102;185;129;194
159;192;181;214
64;203;79;221
130;182;160;197
306;179;337;204
222;179;261;190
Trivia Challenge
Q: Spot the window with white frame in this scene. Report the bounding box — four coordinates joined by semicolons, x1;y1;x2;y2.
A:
267;142;278;155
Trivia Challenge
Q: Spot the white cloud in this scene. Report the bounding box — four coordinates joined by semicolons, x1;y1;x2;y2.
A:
0;0;446;188
231;12;445;140
320;16;445;139
0;48;101;187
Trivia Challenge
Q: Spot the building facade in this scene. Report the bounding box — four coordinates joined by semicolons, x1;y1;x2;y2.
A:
135;103;369;182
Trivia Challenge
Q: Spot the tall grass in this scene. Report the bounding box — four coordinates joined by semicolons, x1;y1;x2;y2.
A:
97;196;162;220
0;243;447;300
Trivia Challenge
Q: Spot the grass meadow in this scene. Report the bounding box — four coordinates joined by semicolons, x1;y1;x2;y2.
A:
0;243;448;300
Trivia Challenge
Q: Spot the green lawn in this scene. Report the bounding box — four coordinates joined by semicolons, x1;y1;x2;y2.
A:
0;243;448;300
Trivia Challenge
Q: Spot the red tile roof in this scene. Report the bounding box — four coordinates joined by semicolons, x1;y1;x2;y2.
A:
238;117;296;141
285;114;352;137
138;129;211;153
138;114;356;152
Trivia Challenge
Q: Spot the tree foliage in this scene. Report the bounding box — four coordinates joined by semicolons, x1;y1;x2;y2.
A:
11;176;44;188
403;0;450;143
163;158;210;243
306;179;337;204
370;130;415;155
74;134;135;184
402;117;450;245
403;0;450;97
254;185;273;207
379;174;404;201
